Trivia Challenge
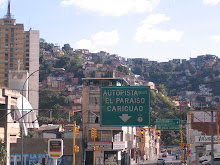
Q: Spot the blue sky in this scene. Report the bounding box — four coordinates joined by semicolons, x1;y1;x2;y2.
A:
1;0;220;62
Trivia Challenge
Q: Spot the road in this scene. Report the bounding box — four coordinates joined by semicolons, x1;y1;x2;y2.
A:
133;156;182;165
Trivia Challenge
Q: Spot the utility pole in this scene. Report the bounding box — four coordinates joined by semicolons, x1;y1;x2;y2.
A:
211;111;214;165
217;124;219;144
180;124;184;165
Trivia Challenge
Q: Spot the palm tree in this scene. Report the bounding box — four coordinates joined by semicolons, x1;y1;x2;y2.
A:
0;139;6;165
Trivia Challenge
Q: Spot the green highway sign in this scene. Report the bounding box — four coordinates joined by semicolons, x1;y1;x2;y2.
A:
100;86;150;126
156;119;180;131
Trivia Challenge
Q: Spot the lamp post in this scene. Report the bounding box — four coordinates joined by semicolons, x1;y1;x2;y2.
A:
21;69;39;165
20;68;65;165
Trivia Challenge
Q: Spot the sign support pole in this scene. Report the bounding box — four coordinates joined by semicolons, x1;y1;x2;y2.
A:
218;124;219;144
93;133;95;165
73;121;76;165
211;111;214;165
53;159;57;165
180;124;184;165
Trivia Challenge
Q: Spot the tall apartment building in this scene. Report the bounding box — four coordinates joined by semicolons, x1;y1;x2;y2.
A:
0;0;39;112
82;78;137;165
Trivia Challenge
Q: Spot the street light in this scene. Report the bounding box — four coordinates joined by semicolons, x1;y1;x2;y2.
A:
21;68;65;165
21;69;39;165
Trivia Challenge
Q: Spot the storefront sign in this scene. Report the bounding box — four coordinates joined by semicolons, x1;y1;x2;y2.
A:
48;139;63;159
195;135;219;142
10;153;62;165
113;142;125;149
88;142;112;149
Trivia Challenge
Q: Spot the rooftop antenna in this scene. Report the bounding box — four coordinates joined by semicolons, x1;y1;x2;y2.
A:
6;0;11;19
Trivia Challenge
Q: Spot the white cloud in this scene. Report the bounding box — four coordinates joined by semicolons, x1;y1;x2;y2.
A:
75;30;119;50
60;0;160;16
203;0;220;5
211;35;220;42
140;13;170;28
75;39;94;50
0;0;7;8
134;14;184;43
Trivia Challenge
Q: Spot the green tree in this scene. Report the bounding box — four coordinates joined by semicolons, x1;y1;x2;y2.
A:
39;55;47;64
62;44;73;55
40;38;54;51
117;65;130;75
189;65;196;74
0;140;6;165
68;54;82;73
54;55;71;69
164;62;176;72
157;84;166;94
39;89;68;114
133;64;143;75
143;72;150;79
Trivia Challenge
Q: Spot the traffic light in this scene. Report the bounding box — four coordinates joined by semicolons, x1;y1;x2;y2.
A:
75;127;79;136
157;131;160;137
91;128;97;139
179;143;185;147
141;129;144;138
74;145;79;153
93;146;99;151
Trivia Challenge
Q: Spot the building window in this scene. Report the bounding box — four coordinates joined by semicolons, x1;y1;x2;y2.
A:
88;112;99;124
11;28;14;32
88;130;111;142
89;94;100;105
102;131;111;142
113;131;123;142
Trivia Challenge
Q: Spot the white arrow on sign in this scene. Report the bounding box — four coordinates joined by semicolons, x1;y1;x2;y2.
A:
119;114;132;122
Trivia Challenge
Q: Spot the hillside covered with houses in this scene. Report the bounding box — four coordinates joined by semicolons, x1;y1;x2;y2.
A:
38;39;220;127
